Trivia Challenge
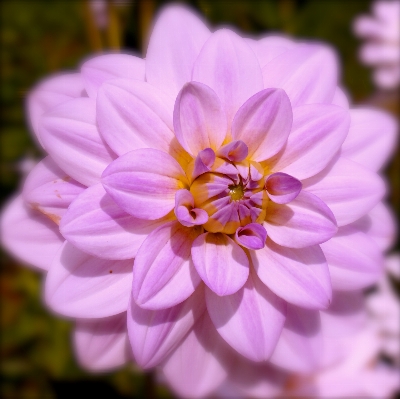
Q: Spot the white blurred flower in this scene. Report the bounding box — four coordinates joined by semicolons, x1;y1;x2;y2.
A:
368;254;400;365
354;1;400;89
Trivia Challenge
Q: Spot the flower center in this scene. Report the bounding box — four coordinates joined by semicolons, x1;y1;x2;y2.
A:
189;159;268;234
229;182;245;201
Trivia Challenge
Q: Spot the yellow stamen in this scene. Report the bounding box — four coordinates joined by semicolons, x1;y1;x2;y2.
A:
229;183;244;201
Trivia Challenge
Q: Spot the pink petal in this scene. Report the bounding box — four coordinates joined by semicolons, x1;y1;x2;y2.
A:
60;184;166;260
251;240;332;310
321;225;383;291
231;88;292;162
40;98;116;186
0;195;64;271
45;242;132;318
191;148;216;180
303;157;385;226
269;305;322;373
132;221;202;309
264;191;337;248
320;290;366;341
161;312;232;399
206;270;286;362
227;357;288;398
268;104;350;180
262;44;338;106
96;79;179;157
235;223;267;250
102;148;188;220
174;189;208;227
351;201;397;251
265;172;302;204
245;35;295;67
23;156;85;223
191;232;249;296
27;73;85;148
81;53;145;98
128;285;206;368
192;29;263;130
217;140;248;162
145;4;210;99
341;108;398;171
73;313;130;371
173;82;227;156
331;87;350;108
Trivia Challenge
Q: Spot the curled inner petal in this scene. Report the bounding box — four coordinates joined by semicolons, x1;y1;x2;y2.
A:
235;223;267;250
217;140;248;162
265;172;302;204
175;189;208;227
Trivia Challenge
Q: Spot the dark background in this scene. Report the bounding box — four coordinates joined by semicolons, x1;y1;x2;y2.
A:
1;1;399;398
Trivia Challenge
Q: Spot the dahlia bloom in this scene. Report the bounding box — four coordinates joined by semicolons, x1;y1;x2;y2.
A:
1;4;398;397
354;0;400;89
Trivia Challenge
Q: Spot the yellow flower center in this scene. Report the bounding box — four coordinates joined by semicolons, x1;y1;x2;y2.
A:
229;182;245;201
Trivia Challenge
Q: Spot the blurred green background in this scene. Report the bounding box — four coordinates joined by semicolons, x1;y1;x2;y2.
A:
1;0;399;398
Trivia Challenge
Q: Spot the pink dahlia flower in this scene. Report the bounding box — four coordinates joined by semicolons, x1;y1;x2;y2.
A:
354;0;400;89
1;3;398;396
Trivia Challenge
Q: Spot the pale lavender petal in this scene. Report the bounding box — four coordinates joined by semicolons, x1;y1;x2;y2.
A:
161;312;232;399
40;98;116;186
45;242;132;318
174;189;208;227
146;4;210;99
60;184;167;260
128;285;206;368
81;54;145;98
217;140;248;162
235;223;267;250
303;157;385;226
262;44;338;106
321;225;383;291
73;313;130;371
206;270;286;362
269;305;322;373
265;172;302;204
251;240;332;309
231;88;292;162
268;104;350;180
0;195;64;271
173;82;227;156
23;156;85;223
319;290;366;341
102;148;188;220
96;79;179;157
228;357;288;398
351;201;397;251
341;108;398;171
132;221;201;309
192;29;263;130
191;232;249;296
331;87;350;108
264;191;337;248
192;148;216;180
28;73;85;148
245;36;295;67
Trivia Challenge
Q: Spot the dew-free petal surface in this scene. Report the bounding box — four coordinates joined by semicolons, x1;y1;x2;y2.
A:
45;242;133;318
251;240;332;310
206;270;286;362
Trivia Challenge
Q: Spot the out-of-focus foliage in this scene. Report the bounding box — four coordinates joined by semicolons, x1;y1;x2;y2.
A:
0;1;398;398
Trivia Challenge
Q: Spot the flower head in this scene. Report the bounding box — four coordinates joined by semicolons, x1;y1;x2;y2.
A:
0;4;398;398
